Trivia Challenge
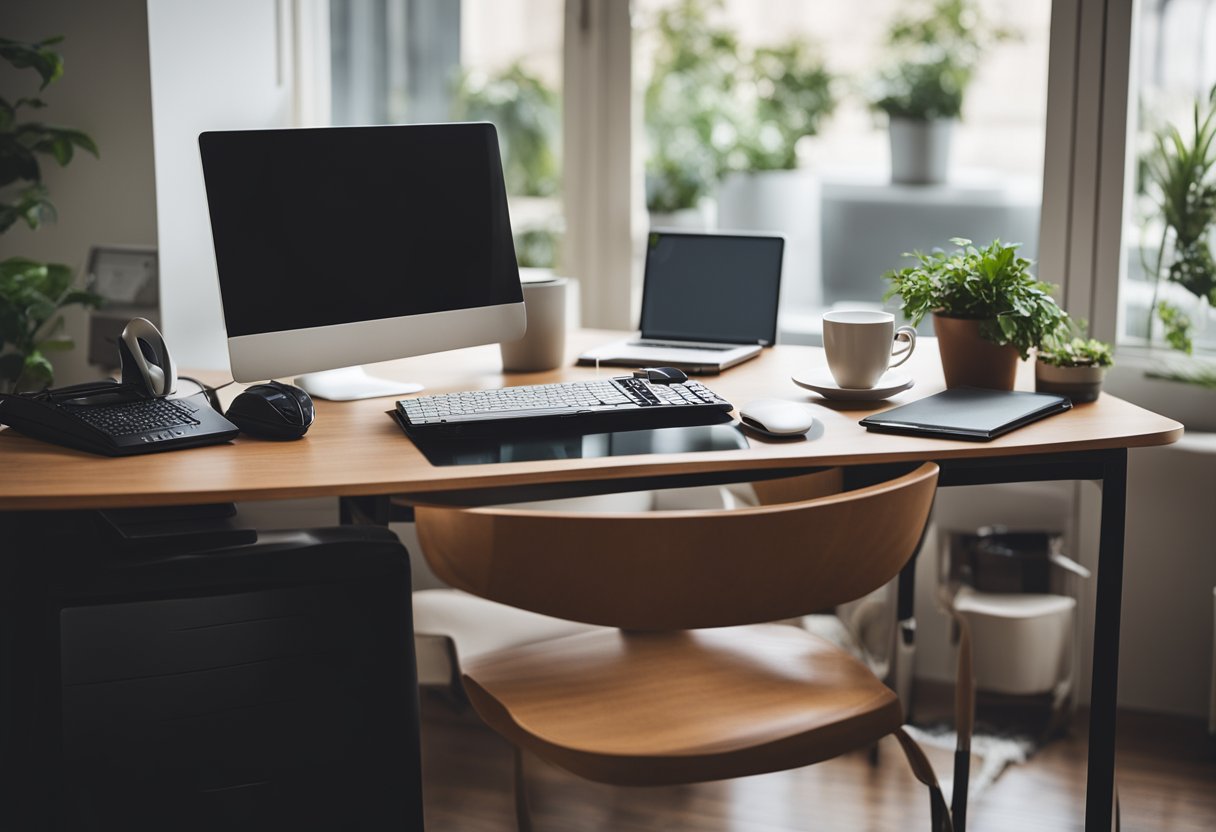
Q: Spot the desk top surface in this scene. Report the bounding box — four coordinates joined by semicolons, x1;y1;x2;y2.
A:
0;330;1183;510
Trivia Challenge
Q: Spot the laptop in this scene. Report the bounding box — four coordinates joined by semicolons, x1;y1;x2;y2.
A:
577;231;784;374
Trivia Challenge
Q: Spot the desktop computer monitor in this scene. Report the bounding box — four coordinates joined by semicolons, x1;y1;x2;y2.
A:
198;123;525;399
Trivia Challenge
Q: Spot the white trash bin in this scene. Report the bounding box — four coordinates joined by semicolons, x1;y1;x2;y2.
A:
952;586;1076;696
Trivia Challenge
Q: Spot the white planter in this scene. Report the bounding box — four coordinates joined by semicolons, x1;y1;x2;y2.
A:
1035;361;1107;403
716;169;821;308
888;117;954;185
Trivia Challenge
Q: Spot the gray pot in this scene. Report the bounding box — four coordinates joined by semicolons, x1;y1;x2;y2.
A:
1035;360;1106;403
888;117;954;185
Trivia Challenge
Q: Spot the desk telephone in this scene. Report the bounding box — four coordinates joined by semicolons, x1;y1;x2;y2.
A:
0;318;238;456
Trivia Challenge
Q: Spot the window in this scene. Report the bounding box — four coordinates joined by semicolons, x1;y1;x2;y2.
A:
632;0;1053;338
329;0;564;270
1118;0;1216;362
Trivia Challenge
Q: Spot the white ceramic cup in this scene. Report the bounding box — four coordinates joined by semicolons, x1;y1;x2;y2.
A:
500;276;568;372
822;310;916;389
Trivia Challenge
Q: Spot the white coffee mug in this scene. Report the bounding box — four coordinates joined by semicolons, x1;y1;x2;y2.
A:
500;276;568;372
822;310;916;389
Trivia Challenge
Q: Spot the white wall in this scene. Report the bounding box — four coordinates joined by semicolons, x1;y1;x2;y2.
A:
146;0;296;370
2;0;158;386
1106;445;1216;716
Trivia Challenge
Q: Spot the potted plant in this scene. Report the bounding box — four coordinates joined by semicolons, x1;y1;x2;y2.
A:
0;36;101;394
1035;337;1114;403
642;0;741;228
873;0;1011;185
885;237;1069;389
724;41;836;176
716;39;835;306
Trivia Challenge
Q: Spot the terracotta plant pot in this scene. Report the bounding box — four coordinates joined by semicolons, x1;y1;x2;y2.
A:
1035;361;1105;403
932;314;1019;390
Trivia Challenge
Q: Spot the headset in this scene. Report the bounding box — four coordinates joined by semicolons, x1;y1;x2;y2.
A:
118;317;177;397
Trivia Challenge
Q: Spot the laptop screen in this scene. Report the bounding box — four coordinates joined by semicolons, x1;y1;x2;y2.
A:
638;232;784;345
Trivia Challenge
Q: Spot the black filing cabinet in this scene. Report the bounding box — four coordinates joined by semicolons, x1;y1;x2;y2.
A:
1;513;423;831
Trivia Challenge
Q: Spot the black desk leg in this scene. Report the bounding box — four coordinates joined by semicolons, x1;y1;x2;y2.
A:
1085;448;1128;832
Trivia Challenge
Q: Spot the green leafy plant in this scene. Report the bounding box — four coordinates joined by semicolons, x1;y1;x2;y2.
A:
0;36;101;394
874;58;968;121
728;41;836;173
643;1;837;207
452;61;559;198
0;258;97;392
1;36;99;233
1143;84;1216;354
643;0;742;213
1037;337;1114;368
513;227;560;270
873;0;1011;122
884;237;1070;360
644;1;837;206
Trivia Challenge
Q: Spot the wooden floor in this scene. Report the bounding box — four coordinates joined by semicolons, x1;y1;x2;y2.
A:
418;690;1216;832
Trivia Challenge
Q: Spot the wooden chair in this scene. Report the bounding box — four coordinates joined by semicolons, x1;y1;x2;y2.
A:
414;463;958;831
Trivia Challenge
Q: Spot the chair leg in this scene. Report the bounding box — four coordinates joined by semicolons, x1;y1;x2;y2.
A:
894;728;954;832
513;745;534;832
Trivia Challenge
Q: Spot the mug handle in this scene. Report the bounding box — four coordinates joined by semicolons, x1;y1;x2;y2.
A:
889;326;917;368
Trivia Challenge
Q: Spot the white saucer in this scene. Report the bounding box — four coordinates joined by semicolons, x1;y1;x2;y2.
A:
792;369;914;401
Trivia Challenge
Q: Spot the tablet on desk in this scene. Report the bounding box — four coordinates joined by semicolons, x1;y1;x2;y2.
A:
859;388;1072;441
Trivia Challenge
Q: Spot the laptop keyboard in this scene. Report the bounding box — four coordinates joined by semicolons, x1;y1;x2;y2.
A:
629;340;735;351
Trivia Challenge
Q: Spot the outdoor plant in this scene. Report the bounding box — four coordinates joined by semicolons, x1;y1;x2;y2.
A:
1037;337;1115;368
643;0;742;213
1142;83;1216;355
514;226;560;270
872;0;1010;122
884;237;1070;360
452;61;559;198
728;41;836;173
0;36;101;394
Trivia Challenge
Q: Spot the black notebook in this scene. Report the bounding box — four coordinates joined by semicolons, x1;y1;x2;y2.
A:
859;388;1072;441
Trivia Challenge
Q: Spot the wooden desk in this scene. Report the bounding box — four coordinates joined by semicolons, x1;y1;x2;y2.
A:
0;331;1184;831
0;331;1179;509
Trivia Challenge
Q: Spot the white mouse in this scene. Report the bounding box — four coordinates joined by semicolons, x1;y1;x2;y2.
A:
738;399;817;437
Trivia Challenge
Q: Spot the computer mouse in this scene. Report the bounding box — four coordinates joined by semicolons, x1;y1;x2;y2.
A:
633;366;688;384
225;381;314;440
738;398;817;437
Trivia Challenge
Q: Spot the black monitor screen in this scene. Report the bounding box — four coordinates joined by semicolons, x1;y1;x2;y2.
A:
638;232;784;345
199;124;522;338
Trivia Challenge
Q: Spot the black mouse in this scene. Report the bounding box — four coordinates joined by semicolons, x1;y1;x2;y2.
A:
633;366;688;384
225;381;314;440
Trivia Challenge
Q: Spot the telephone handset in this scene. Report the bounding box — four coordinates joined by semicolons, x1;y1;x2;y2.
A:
119;317;177;397
0;318;238;456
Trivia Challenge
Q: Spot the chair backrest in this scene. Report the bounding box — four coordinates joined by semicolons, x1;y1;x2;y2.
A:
415;463;938;631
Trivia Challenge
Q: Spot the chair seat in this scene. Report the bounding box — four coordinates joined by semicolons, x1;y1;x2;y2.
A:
462;623;904;786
